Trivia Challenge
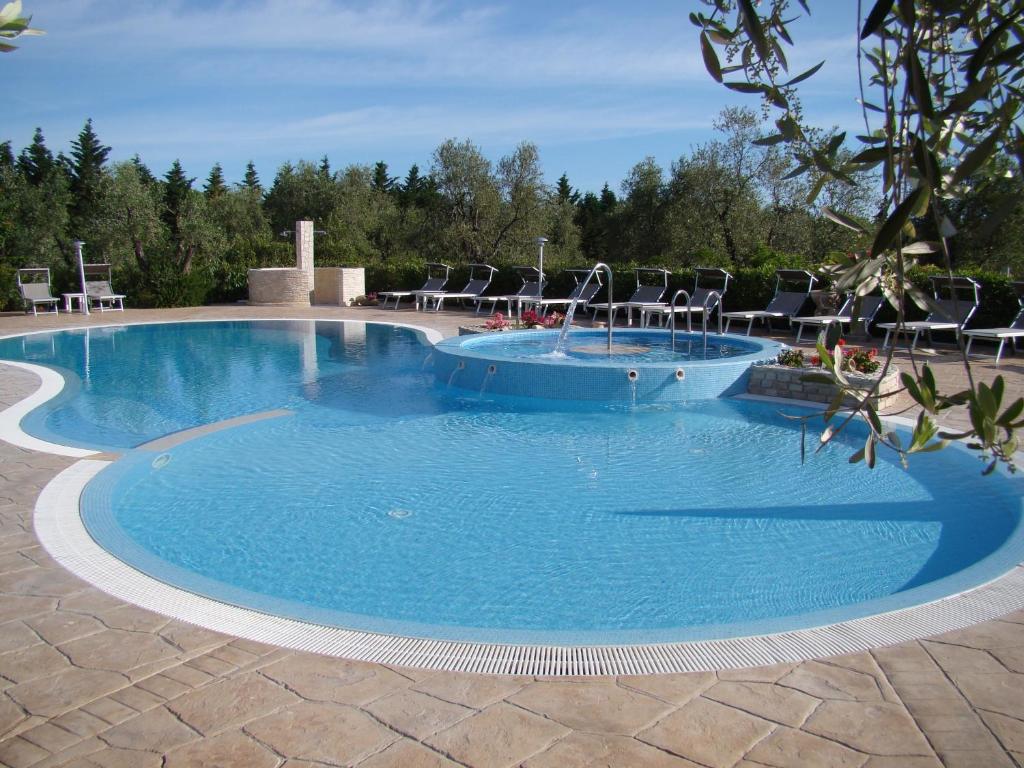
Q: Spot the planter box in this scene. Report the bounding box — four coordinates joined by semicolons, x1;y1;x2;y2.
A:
748;363;902;411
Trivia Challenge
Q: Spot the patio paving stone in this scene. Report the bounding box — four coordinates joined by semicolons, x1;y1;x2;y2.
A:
244;700;399;765
425;702;570;767
7;668;128;719
744;725;867;767
524;730;703;767
162;728;278;768
364;688;474;740
802;700;934;756
703;680;820;727
259;654;412;706
638;697;775;768
508;680;674;734
410;671;528;709
357;738;462;767
57;631;179;675
165;672;299;735
777;659;885;702
26;613;104;647
98;706;197;753
0;645;70;684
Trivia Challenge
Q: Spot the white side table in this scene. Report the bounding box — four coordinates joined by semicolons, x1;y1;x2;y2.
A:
62;293;87;313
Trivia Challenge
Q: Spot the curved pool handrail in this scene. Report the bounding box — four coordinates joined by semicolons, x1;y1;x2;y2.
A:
668;290;692;351
702;290;724;357
556;262;613;354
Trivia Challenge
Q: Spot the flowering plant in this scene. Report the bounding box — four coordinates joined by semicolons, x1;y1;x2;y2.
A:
541;311;565;329
484;312;511;330
777;349;805;367
520;309;543;328
810;340;880;375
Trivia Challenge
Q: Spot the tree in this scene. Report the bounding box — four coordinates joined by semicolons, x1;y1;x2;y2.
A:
555;173;580;205
0;1;43;53
242;161;261;194
694;0;1024;472
431;138;500;262
204;163;227;200
66;119;110;243
492;141;548;261
617;157;669;263
16;128;57;186
96;161;165;270
130;154;157;186
162;159;194;237
575;184;618;263
372;161;396;194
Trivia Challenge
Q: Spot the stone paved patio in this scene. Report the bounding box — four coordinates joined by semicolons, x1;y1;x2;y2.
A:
0;304;1021;767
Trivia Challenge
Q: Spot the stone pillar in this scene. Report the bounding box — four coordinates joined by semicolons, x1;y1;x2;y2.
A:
295;219;315;301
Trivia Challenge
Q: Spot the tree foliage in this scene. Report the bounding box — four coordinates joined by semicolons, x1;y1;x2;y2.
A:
693;0;1024;473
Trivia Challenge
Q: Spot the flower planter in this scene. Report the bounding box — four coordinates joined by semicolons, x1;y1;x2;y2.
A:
748;363;902;411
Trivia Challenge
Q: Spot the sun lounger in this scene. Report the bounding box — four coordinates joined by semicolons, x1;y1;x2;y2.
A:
474;266;546;315
962;281;1024;364
378;263;451;309
518;268;603;316
793;294;886;343
16;268;60;316
417;263;498;312
589;268;670;326
83;264;126;311
722;269;817;335
878;275;980;350
640;268;732;328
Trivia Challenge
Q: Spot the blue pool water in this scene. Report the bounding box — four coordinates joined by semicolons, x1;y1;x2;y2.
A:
2;320;1022;644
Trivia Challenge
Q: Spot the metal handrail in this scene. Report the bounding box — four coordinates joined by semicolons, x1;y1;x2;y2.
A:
702;290;723;356
668;290;692;351
556;262;613;355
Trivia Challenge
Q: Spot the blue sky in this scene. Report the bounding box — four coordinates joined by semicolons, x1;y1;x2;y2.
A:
6;1;864;194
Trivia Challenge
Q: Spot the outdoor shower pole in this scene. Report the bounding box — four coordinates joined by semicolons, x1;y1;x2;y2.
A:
74;240;89;316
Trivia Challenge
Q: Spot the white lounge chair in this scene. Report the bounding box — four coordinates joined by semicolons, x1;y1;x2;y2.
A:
878;275;980;350
793;294;886;343
641;267;732;328
963;281;1024;365
378;263;451;309
16;268;60;316
722;269;817;335
589;268;671;326
417;263;498;312
474;266;546;316
83;264;126;311
519;268;603;316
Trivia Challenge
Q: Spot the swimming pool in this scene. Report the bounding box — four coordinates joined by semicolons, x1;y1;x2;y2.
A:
4;320;1023;661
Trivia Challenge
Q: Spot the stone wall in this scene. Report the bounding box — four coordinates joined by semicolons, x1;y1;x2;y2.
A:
247;268;311;306
313;268;365;306
748;363;902;411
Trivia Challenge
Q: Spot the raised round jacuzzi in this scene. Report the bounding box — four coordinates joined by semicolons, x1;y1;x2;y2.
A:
4;319;1023;673
433;329;782;401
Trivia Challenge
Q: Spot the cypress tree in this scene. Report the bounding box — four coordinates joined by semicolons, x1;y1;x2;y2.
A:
556;173;579;205
131;154;157;186
67;119;111;237
242;161;261;193
204;163;227;200
0;141;15;172
16;127;56;186
372;161;395;193
318;155;331;179
163;159;195;237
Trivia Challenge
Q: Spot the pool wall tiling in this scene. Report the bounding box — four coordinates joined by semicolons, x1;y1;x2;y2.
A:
432;329;782;402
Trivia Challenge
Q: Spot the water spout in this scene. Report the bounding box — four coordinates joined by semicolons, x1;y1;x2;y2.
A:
447;360;465;387
556;262;614;355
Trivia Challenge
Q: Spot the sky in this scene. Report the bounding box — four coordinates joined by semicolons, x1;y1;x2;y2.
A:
6;0;866;195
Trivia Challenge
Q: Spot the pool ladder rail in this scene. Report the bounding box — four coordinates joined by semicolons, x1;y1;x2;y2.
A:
669;289;723;356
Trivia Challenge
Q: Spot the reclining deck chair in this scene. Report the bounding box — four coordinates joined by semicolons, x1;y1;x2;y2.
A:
589;268;670;326
16;268;60;316
641;268;732;328
722;269;817;335
878;275;981;350
84;264;126;311
474;266;546;316
378;263;450;309
962;281;1024;365
417;263;498;312
793;294;886;343
519;268;603;316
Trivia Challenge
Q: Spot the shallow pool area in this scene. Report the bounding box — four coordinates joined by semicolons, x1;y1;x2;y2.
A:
2;319;1022;653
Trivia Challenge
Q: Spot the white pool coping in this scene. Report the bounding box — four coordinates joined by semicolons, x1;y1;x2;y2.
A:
7;318;1024;674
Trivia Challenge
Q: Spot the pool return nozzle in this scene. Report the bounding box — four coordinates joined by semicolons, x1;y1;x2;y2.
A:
675;368;685;381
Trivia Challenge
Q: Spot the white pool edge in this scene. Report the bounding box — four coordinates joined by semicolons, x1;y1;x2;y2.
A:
33;456;1024;675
